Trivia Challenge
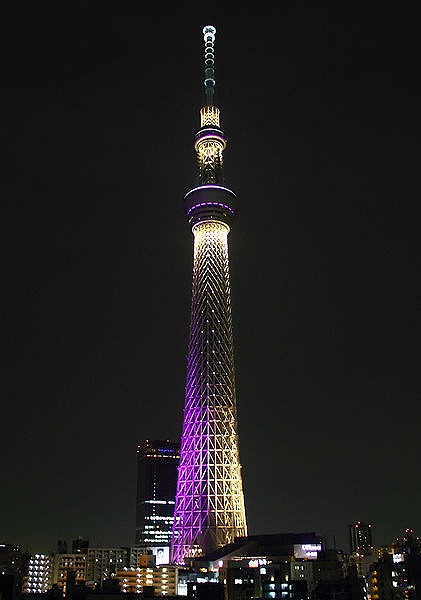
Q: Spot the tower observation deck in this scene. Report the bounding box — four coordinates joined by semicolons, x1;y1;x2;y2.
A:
170;25;247;565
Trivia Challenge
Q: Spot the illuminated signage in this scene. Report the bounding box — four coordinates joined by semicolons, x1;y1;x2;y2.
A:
248;558;268;568
393;553;404;563
294;543;322;559
152;546;170;566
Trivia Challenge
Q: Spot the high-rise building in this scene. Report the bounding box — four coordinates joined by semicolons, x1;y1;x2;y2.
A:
349;521;373;555
22;554;53;594
135;439;180;548
170;25;247;565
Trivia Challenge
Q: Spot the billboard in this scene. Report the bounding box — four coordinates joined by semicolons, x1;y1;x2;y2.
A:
293;543;322;559
152;546;170;565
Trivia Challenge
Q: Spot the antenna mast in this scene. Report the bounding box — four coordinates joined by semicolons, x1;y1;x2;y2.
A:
203;25;216;106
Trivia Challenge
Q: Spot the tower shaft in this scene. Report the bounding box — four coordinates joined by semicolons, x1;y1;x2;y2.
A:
170;26;247;565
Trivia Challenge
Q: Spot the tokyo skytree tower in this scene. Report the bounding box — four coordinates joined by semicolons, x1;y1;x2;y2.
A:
170;25;247;565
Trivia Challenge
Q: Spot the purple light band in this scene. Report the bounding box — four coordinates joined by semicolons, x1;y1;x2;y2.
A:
186;201;235;216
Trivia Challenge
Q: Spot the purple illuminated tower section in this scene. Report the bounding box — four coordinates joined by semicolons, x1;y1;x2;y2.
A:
170;25;247;565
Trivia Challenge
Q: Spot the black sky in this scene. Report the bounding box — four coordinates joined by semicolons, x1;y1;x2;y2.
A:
2;4;420;554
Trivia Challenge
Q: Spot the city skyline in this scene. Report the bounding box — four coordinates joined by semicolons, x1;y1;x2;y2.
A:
2;6;420;555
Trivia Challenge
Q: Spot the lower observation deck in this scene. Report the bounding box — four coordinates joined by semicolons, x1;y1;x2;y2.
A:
184;184;237;228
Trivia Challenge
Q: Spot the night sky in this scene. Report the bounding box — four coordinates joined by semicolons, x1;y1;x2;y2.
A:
2;5;420;555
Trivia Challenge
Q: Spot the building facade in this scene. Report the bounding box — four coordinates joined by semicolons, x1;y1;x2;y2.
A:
85;547;129;587
135;439;180;549
52;552;87;595
117;565;179;596
22;553;52;594
0;544;27;600
170;24;247;565
349;522;373;555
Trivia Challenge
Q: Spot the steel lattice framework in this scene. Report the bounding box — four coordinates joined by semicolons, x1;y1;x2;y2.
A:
170;25;247;565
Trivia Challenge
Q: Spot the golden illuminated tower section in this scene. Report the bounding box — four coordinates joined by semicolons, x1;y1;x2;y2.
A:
170;25;247;565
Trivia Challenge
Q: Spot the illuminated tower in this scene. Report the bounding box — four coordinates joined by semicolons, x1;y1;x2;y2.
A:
170;25;247;565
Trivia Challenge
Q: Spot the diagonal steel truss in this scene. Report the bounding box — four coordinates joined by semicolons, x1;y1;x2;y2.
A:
170;221;247;564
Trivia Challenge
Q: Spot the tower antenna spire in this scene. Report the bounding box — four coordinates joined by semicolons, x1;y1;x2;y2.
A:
203;25;216;105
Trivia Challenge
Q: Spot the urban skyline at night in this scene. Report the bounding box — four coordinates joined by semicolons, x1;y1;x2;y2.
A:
3;5;420;559
7;526;421;599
